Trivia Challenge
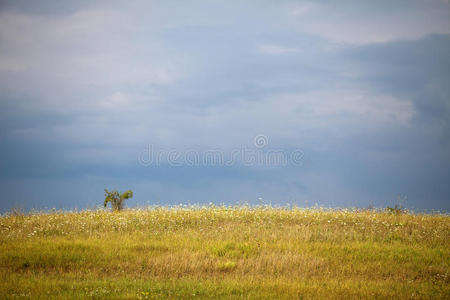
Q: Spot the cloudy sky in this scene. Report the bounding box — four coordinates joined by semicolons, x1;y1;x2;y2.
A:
0;0;449;212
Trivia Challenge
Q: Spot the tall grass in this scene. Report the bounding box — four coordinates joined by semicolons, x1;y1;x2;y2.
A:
0;206;449;299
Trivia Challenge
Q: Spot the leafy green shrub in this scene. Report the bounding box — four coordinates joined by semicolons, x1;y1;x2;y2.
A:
103;189;133;211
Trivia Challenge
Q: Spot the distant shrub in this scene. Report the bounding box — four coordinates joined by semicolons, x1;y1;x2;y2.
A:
386;195;407;214
385;205;405;215
104;189;133;211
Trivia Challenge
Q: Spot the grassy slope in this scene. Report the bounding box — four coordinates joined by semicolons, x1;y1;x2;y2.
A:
0;207;449;299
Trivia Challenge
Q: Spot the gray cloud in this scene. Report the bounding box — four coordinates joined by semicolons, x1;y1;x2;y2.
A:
0;1;449;212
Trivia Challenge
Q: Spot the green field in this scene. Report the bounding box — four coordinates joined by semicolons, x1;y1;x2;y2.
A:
1;206;449;299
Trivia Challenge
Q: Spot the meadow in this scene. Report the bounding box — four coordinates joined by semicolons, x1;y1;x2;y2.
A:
0;206;448;299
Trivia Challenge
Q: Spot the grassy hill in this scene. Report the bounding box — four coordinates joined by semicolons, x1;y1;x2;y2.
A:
0;206;449;299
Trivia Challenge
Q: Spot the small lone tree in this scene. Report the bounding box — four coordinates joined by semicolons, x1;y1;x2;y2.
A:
104;189;133;211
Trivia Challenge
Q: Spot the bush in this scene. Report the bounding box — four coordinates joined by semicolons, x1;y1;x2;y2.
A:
385;205;405;214
386;195;407;214
104;189;133;211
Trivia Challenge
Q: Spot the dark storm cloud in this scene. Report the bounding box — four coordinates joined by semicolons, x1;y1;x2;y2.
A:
0;1;449;212
346;34;450;125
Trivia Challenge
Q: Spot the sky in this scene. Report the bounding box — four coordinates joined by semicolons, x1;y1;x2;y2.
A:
0;0;449;212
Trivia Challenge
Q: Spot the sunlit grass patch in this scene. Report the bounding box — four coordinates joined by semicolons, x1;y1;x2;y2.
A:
0;206;448;298
210;241;259;258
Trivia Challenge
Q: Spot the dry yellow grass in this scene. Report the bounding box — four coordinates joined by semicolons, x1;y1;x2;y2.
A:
0;206;449;299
